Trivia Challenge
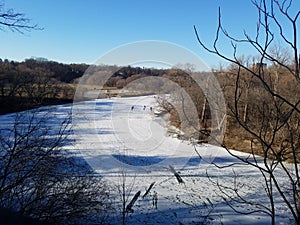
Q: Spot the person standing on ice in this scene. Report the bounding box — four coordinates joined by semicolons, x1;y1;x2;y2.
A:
131;106;134;111
152;191;158;209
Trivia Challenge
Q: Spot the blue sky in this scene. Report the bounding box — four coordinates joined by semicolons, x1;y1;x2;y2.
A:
0;0;298;68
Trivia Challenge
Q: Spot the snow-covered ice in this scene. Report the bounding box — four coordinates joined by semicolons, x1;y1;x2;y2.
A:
70;95;292;225
0;95;293;224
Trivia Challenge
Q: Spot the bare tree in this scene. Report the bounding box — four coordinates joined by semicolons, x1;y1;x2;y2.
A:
194;0;300;224
0;2;39;33
0;109;112;224
116;168;138;225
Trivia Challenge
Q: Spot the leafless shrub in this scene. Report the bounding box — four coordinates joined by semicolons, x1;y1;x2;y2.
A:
0;109;112;224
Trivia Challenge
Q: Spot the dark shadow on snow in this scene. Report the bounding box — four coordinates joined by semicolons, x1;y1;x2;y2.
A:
112;154;165;166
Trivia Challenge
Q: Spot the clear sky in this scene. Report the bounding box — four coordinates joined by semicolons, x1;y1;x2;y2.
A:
0;0;299;68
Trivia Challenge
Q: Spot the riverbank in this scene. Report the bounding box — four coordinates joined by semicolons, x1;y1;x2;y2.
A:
0;96;73;115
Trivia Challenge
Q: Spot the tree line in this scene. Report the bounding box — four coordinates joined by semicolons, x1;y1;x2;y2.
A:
0;59;193;113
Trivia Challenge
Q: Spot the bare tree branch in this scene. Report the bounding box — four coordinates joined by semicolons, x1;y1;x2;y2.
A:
195;0;300;224
0;3;41;33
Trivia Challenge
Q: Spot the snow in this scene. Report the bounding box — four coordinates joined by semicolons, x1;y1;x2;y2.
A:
0;95;293;224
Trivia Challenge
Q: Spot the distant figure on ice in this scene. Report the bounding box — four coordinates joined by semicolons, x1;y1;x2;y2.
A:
131;106;134;111
150;106;153;111
152;191;158;209
143;105;146;110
